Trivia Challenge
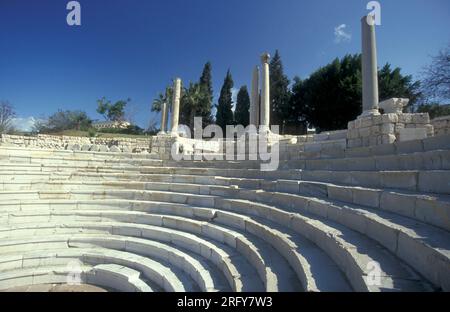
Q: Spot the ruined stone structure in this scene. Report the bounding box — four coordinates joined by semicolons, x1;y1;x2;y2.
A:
0;129;449;292
248;53;271;131
170;78;182;135
0;16;448;292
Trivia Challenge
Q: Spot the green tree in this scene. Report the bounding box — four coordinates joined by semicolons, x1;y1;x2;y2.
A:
180;82;207;131
291;54;421;131
417;103;450;119
215;70;234;131
269;50;291;130
234;86;250;127
379;64;421;111
292;55;362;131
96;97;129;122
198;62;214;126
44;110;92;132
152;86;173;113
288;77;308;132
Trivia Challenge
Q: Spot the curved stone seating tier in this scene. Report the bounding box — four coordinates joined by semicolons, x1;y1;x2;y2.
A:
0;193;442;290
0;212;312;291
0;234;235;292
0;246;210;292
0;143;449;292
0;154;163;167
0;209;349;292
1;186;448;291
0;178;448;231
0;194;446;292
0;146;160;160
1;165;449;195
0;264;154;292
1;148;449;172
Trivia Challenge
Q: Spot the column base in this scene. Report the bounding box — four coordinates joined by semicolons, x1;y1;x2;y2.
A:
358;109;380;119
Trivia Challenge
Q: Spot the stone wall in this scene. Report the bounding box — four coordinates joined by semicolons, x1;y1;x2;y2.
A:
0;134;151;153
347;113;433;148
150;134;177;160
293;130;347;144
431;115;450;137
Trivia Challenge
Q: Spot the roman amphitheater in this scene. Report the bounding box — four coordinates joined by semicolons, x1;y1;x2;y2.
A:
0;17;449;293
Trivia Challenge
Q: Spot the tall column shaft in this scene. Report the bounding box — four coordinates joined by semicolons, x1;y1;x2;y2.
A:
260;53;271;128
171;78;181;133
250;66;260;127
361;15;380;116
160;102;167;133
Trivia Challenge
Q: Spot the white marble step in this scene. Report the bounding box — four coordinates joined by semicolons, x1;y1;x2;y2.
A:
0;263;152;292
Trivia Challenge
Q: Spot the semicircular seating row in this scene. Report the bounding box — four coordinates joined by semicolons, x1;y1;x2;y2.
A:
0;142;449;292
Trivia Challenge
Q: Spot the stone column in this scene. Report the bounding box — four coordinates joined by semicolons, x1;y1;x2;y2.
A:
260;53;271;129
250;66;260;127
360;15;380;117
171;78;181;134
159;102;168;134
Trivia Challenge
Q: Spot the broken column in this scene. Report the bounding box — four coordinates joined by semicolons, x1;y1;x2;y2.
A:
159;102;168;134
170;78;181;134
360;15;380;117
260;53;271;130
250;66;260;127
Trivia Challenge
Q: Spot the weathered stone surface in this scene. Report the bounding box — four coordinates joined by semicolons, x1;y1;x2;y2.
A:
0;119;449;293
109;146;121;153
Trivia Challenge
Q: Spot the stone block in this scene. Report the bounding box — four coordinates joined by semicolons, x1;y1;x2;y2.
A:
380;191;415;218
358;127;371;138
361;117;374;128
412;113;430;124
380;123;395;135
276;180;300;193
81;144;91;151
396;232;443;291
372;115;382;125
398;114;412;123
395;139;424;154
298;182;328;197
348;121;355;129
306;199;329;218
348;171;382;187
381;171;418;191
327;185;353;203
418;171;450;194
423;134;450;151
415;195;450;231
365;217;399;253
375;155;400;170
381;134;396;145
381;114;398;123
379;98;409;114
352;188;381;208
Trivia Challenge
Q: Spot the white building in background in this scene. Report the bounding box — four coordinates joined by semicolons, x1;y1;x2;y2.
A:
92;120;131;130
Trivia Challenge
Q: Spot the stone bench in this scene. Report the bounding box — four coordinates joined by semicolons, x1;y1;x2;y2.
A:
0;264;151;292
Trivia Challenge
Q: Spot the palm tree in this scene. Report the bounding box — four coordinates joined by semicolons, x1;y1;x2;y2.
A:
151;86;173;113
181;82;207;131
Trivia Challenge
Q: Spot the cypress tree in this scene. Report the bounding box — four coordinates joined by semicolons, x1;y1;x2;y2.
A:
215;70;234;131
269;50;291;131
199;62;213;126
234;86;250;127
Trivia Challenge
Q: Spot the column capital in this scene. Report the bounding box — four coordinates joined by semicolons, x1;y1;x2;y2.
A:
260;53;271;64
361;14;376;27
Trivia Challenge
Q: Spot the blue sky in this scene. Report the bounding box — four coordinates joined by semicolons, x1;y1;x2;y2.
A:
1;0;449;130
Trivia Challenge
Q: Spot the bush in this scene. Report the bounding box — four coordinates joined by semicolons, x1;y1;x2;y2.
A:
39;110;92;133
88;129;97;137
